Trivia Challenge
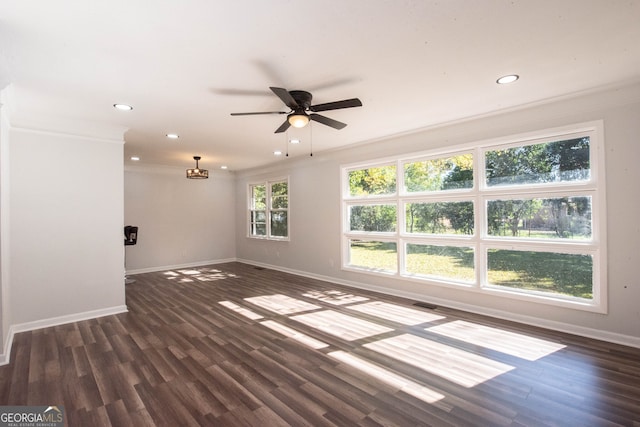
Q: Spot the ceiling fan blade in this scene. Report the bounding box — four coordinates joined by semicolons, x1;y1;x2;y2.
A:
310;114;347;130
274;120;291;133
310;98;362;112
270;87;299;110
230;111;287;116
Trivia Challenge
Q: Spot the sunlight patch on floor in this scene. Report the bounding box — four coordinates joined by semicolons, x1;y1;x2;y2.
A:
164;271;194;282
329;351;448;406
164;271;180;276
178;269;203;275
291;310;393;341
427;320;566;361
365;333;514;387
164;268;238;282
347;301;446;325
302;290;369;305
244;294;322;315
260;320;329;349
218;301;263;320
180;268;238;281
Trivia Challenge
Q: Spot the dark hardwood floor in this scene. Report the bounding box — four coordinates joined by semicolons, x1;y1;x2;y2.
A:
1;262;639;426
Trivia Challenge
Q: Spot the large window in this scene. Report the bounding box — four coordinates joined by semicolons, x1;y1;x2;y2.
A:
342;122;606;312
249;178;289;240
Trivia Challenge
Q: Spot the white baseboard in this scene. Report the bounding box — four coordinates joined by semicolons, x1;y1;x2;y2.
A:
126;258;237;275
236;259;640;350
0;305;128;366
0;329;12;366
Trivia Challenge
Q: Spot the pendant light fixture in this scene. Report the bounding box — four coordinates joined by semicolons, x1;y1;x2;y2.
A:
186;156;208;179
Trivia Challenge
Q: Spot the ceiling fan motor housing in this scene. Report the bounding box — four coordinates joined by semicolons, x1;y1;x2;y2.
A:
288;90;313;110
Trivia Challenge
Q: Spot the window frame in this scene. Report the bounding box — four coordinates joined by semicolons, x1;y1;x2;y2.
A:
341;121;606;313
248;177;290;241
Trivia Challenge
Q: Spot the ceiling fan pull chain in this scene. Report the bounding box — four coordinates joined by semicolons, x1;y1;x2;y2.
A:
310;122;313;157
285;129;289;157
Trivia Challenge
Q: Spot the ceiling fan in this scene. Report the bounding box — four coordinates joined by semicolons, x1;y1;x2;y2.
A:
231;87;362;133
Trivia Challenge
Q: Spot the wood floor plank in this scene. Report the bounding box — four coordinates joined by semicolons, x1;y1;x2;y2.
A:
299;381;367;425
167;378;226;419
104;399;133;427
1;261;639;426
128;408;157;426
269;383;337;427
133;380;186;427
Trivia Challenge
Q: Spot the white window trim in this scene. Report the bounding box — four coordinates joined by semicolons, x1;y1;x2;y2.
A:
247;176;290;241
341;121;607;313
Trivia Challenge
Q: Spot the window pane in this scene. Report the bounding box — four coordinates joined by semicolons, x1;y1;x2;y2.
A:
271;211;288;237
404;154;473;192
487;196;591;239
250;210;266;236
487;249;593;299
251;211;266;222
349;165;397;197
406;244;475;282
271;181;288;209
349;240;397;272
485;137;590;187
349;205;397;232
251;185;267;209
405;201;474;235
252;223;267;236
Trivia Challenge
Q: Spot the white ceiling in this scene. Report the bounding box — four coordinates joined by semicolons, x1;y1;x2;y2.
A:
1;0;639;171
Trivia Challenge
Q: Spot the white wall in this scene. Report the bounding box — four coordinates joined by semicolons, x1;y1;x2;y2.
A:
235;81;640;346
9;126;126;325
124;165;236;272
0;90;11;357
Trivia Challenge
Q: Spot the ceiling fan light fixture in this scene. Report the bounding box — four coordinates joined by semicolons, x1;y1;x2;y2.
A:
288;113;309;128
186;156;208;179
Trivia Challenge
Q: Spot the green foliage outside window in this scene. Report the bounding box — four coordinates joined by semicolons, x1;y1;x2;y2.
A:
271;182;288;209
488;197;591;239
404;154;473;192
405;201;474;235
348;165;396;196
251;185;266;209
486;137;590;186
350;205;397;232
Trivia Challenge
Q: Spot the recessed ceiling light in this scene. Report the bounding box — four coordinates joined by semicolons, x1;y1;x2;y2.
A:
274;150;282;156
166;133;179;139
130;156;140;161
496;74;519;84
290;139;300;144
113;103;133;111
220;165;228;170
